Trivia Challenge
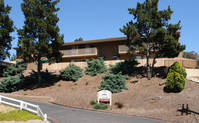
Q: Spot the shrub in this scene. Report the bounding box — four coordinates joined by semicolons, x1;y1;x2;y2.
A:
109;59;139;76
0;75;26;93
94;103;108;110
165;71;185;92
168;62;187;78
60;64;83;82
24;69;59;86
114;102;124;108
85;58;107;76
90;100;96;105
99;73;128;93
3;64;25;77
0;65;6;77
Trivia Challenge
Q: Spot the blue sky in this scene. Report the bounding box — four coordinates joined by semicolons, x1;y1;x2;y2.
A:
4;0;199;61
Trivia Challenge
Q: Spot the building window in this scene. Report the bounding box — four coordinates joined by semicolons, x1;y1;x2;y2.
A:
135;56;141;59
71;59;79;62
81;59;87;62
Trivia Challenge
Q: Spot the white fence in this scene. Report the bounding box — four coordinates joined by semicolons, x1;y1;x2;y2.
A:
0;95;47;121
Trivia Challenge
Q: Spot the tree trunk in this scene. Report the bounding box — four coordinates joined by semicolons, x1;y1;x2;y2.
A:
37;57;42;87
146;44;152;80
151;56;157;78
147;66;152;80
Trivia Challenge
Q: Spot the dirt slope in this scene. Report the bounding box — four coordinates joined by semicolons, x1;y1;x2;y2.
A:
11;74;199;123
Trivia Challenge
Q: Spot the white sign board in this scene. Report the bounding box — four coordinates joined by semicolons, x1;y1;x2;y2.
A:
97;90;112;106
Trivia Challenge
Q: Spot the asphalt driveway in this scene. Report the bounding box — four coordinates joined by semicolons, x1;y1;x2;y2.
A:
25;100;172;123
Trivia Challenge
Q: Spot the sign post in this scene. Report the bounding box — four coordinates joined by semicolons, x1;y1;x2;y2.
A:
97;90;112;106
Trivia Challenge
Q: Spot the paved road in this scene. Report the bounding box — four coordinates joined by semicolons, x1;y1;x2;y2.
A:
26;100;172;123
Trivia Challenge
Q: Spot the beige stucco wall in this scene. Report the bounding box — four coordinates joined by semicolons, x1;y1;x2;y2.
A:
42;60;122;70
185;68;199;77
26;63;37;70
41;58;197;71
43;62;87;70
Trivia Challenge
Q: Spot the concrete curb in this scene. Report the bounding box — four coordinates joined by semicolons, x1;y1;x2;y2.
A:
186;77;199;83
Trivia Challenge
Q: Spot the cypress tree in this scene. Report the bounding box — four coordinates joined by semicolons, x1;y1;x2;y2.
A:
0;0;14;61
18;0;64;86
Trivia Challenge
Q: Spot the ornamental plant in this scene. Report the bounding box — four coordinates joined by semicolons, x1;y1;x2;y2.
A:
93;103;108;110
0;65;6;77
3;64;25;77
60;64;83;82
168;62;187;78
90;100;96;106
109;59;139;76
99;73;128;93
85;58;107;76
165;71;185;92
165;62;186;92
0;75;26;93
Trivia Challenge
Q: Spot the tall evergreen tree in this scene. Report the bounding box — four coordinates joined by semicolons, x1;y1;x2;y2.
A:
0;0;14;61
120;0;185;79
18;0;64;86
74;37;83;42
9;54;16;61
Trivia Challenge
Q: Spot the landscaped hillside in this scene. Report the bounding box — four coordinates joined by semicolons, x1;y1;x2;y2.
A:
9;72;199;123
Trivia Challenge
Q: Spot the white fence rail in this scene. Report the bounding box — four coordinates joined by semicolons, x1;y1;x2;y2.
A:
0;95;47;121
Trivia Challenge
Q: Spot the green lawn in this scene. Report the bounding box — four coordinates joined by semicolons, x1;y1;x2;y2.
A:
0;108;42;121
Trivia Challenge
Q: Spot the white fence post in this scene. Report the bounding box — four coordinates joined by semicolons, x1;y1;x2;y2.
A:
0;95;47;121
37;105;39;116
20;100;23;110
44;114;47;121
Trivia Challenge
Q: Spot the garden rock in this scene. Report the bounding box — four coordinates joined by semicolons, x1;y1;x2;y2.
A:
152;96;162;100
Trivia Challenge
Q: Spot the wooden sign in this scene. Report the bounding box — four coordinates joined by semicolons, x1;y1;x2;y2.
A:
97;90;112;106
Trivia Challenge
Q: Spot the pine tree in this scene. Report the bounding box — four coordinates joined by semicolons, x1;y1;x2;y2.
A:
9;54;16;61
120;0;185;79
0;0;14;61
18;0;64;86
74;37;83;42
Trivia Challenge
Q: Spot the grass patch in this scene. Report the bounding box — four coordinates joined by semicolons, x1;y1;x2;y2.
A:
0;109;42;121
